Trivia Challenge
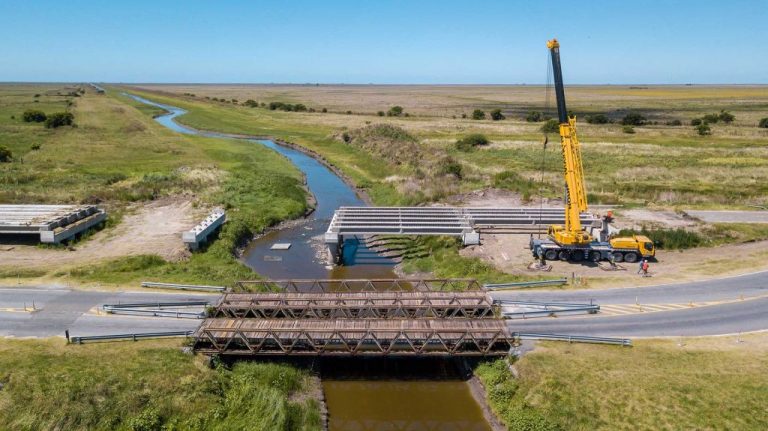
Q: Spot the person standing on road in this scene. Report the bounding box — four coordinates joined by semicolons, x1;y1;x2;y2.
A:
641;259;650;277
637;259;644;274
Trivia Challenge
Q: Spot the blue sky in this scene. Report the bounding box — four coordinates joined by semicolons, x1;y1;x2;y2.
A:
0;1;765;84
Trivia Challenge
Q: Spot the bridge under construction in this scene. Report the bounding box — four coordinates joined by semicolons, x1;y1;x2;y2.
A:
324;206;599;263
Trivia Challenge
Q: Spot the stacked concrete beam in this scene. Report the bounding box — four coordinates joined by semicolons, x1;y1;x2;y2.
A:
182;209;226;250
324;206;599;262
0;204;107;243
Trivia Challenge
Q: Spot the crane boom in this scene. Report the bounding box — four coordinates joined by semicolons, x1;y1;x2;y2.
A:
530;39;656;264
546;38;591;245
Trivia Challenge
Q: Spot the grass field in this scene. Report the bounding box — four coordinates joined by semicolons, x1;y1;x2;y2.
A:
129;84;768;208
0;339;321;431
476;334;768;430
0;84;308;286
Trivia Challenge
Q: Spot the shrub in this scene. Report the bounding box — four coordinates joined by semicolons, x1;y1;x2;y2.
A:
346;110;352;115
490;109;505;121
666;119;682;126
437;157;462;178
493;170;540;202
471;109;485;120
321;108;327;113
618;227;703;249
244;99;259;107
622;125;635;134
696;123;712;136
377;111;385;117
621;112;646;126
0;145;12;162
585;113;609;124
30;144;41;151
461;113;467;119
718;110;735;124
702;113;720;124
294;103;307;112
540;119;559;133
526;111;542;122
22;109;47;123
268;102;284;110
33;94;40;98
691;118;702;126
455;133;489;151
387;106;404;117
759;117;768;128
44;112;74;128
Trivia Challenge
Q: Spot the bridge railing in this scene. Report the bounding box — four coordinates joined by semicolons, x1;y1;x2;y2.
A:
235;278;484;293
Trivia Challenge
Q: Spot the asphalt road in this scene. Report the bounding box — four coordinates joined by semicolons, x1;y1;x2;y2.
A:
0;286;217;338
491;270;768;305
492;270;768;337
684;210;768;223
2;270;767;339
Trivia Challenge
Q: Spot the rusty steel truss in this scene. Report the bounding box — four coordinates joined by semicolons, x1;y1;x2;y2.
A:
235;278;484;293
211;291;495;320
194;318;511;356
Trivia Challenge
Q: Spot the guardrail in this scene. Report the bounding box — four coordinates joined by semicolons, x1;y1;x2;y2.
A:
102;307;205;319
104;301;211;309
484;278;568;290
141;282;226;292
101;301;210;319
69;331;194;344
511;332;631;346
501;306;599;319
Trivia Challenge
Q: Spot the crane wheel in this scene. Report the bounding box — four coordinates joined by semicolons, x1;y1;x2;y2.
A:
544;249;559;260
589;251;601;262
613;252;624;262
623;252;639;263
558;250;570;261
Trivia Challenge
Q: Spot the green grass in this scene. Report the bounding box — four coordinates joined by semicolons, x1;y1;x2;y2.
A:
0;339;321;431
399;236;552;284
618;223;768;251
476;334;768;430
0;84;309;286
118;88;406;205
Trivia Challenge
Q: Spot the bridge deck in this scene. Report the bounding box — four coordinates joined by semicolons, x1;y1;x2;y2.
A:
212;291;495;319
326;206;598;237
194;318;511;356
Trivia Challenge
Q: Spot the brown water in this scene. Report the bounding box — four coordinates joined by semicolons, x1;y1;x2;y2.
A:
324;381;490;431
131;93;491;430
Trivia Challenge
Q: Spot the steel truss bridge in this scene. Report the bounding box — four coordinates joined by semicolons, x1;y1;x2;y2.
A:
194;280;512;356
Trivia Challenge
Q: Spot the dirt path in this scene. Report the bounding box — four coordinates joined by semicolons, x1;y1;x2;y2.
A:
0;198;203;271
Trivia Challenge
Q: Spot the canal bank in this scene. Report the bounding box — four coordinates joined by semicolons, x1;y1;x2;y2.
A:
127;92;498;431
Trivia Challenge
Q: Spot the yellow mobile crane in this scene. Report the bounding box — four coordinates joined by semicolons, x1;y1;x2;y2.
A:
530;39;655;263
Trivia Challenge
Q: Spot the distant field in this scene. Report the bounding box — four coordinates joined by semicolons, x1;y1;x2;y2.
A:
143;83;768;122
130;84;768;208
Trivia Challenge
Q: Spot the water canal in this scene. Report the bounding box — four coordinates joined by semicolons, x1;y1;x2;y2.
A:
128;93;491;431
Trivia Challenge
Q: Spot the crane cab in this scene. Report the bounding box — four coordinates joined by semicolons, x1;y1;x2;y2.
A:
548;224;593;246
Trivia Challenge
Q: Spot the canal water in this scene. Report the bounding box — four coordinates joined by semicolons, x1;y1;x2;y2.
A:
129;93;490;431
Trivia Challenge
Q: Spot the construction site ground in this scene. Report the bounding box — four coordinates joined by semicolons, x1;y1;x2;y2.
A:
455;189;768;288
0;197;204;273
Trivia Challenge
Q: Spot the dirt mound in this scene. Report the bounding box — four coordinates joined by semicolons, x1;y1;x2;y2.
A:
342;124;422;167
